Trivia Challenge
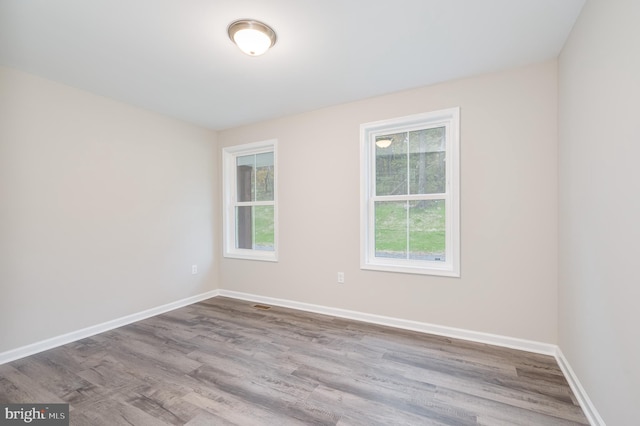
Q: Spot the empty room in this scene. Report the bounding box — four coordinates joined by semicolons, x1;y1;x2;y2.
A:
1;0;638;425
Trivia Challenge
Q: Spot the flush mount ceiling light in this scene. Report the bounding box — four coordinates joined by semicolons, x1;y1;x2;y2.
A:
375;138;392;148
228;19;277;56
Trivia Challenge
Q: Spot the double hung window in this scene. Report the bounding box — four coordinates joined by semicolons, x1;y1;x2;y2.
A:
360;108;460;276
223;140;277;261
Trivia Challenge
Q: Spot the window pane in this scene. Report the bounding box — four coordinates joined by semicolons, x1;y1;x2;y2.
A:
236;152;274;202
236;155;255;202
255;152;274;201
409;127;446;195
254;205;275;251
235;206;252;249
235;205;275;251
375;201;407;258
376;132;407;196
408;200;445;261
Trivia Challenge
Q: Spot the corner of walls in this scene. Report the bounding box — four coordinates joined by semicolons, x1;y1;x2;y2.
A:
555;347;606;426
557;0;640;424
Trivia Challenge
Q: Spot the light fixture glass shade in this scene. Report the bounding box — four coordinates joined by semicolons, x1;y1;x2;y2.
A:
228;20;277;56
375;138;392;148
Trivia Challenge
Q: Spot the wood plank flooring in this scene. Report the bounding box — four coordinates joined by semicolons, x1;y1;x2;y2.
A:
0;297;589;425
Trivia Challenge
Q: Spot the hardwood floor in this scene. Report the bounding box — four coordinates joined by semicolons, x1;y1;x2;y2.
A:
0;297;589;425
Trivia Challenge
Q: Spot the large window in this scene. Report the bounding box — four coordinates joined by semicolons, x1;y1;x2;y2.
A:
223;140;277;261
360;108;460;276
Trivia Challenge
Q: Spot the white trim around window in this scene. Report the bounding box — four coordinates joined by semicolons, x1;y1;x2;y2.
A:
360;108;460;277
223;139;278;262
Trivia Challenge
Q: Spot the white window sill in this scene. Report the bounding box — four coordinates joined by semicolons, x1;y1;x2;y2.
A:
223;250;278;262
361;262;459;277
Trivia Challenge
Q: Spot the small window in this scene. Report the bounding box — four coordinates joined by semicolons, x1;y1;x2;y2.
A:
360;108;460;276
223;140;277;261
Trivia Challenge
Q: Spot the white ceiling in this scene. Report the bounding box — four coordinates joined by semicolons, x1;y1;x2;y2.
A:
0;0;585;130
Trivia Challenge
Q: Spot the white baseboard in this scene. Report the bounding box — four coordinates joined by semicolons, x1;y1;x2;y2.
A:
217;289;557;356
555;347;606;426
0;289;219;365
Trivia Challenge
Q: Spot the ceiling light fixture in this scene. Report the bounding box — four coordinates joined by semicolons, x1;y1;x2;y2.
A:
375;138;392;148
228;19;277;57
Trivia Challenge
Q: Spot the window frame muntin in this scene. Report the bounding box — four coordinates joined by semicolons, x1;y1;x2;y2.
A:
360;108;460;277
223;139;278;262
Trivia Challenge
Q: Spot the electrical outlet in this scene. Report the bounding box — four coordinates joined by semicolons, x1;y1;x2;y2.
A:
192;265;198;274
337;272;344;284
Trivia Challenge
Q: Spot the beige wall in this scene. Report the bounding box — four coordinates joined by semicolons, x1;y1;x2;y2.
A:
0;66;218;352
219;61;559;343
0;60;560;356
559;0;640;424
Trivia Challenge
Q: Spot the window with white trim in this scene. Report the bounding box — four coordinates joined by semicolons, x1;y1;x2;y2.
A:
223;140;277;261
360;108;460;276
